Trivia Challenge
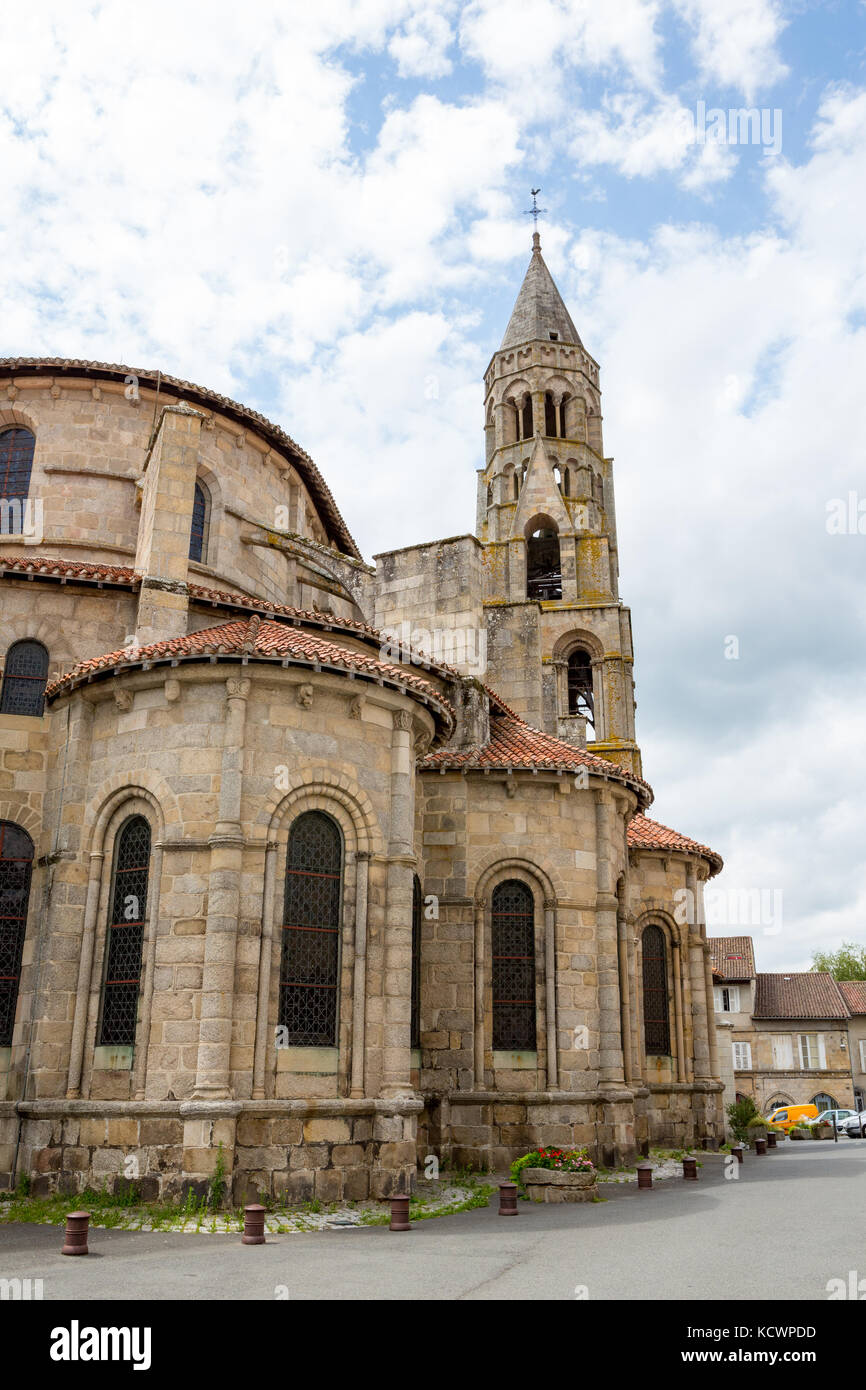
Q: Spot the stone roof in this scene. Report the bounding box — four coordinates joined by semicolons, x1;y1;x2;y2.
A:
753;972;850;1021
838;980;866;1015
709;936;756;980
628;813;723;875
419;704;652;804
44;614;455;731
0;357;362;559
500;235;584;351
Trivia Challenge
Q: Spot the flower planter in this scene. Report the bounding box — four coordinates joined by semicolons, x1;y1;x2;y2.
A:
812;1123;833;1141
522;1167;598;1203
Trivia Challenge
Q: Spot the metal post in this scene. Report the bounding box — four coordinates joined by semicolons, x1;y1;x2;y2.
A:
498;1182;518;1216
242;1204;266;1245
389;1194;411;1231
61;1211;90;1256
636;1162;653;1190
754;1137;767;1156
682;1156;698;1180
732;1143;744;1164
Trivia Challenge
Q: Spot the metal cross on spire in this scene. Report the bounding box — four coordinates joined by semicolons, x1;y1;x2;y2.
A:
524;187;547;240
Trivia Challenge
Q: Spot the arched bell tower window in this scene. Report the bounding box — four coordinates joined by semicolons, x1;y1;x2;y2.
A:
642;924;670;1055
189;480;210;564
567;648;594;730
520;398;533;440
279;811;342;1046
99;815;151;1047
0;428;35;505
544;392;558;438
491;880;536;1051
0;640;49;717
0;821;34;1047
526;520;561;600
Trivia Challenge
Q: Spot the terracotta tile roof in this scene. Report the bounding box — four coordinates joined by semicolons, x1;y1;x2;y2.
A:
754;972;850;1020
419;707;652;803
0;555;136;584
45;615;455;729
0;358;361;558
838;980;866;1015
708;936;756;980
629;813;723;874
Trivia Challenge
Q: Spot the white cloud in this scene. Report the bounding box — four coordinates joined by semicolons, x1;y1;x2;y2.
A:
672;0;788;101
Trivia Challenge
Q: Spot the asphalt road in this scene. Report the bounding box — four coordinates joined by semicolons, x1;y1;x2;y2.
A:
1;1139;864;1300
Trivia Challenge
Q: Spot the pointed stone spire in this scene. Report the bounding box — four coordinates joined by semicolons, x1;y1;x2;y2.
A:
500;234;583;351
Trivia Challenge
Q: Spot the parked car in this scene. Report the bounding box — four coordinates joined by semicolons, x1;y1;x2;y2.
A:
812;1108;856;1132
765;1104;819;1133
843;1111;866;1138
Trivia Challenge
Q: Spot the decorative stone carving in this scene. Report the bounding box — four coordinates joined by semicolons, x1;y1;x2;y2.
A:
296;683;313;708
113;688;133;712
349;695;365;720
226;677;251;701
164;678;181;703
393;709;413;732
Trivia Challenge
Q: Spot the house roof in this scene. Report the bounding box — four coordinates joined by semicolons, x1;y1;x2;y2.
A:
754;972;850;1021
419;701;652;804
0;357;361;558
628;813;723;874
44;614;455;731
709;936;756;981
838;980;866;1015
500;236;584;351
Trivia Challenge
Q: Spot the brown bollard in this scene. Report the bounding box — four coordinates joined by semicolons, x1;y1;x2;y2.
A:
61;1211;90;1256
682;1156;698;1181
732;1143;744;1164
636;1162;653;1190
767;1132;777;1150
754;1137;767;1156
498;1182;518;1216
242;1204;266;1245
389;1194;411;1231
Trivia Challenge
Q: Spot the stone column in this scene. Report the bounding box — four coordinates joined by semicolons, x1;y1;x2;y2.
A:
66;851;104;1098
252;840;278;1100
594;790;626;1086
699;870;720;1080
687;867;712;1081
616;902;634;1086
544;899;558;1089
672;937;687;1084
192;676;249;1100
380;709;414;1098
473;897;485;1088
350;851;371;1098
133;404;203;647
132;845;163;1099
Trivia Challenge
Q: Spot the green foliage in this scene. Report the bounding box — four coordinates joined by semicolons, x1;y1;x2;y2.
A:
811;941;866;980
726;1094;760;1143
15;1172;31;1198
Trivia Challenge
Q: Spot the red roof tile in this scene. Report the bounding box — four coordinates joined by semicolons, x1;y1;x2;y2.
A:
0;555;135;583
838;980;866;1015
629;813;723;874
0;358;361;558
754;972;850;1020
419;708;651;802
708;936;756;980
45;615;455;728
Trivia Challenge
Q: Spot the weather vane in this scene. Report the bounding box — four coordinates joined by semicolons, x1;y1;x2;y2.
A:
524;187;547;231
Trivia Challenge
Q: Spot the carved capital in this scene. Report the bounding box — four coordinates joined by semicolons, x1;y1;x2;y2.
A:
114;688;133;713
349;694;365;720
393;709;413;732
226;676;251;701
296;682;314;709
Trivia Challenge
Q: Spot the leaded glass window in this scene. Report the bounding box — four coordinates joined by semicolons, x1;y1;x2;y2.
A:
0;428;35;504
0;822;34;1046
492;879;536;1051
0;640;48;717
279;812;342;1046
642;923;670;1055
189;480;209;563
99;816;150;1046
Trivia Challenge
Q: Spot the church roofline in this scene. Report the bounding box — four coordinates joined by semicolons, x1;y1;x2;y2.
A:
0;357;362;560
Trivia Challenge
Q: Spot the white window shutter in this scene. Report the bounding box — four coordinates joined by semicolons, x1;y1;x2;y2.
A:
860;1040;866;1072
714;987;722;1012
730;986;740;1012
817;1034;826;1069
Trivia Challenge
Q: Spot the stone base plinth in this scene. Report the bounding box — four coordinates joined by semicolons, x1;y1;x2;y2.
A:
522;1167;598;1203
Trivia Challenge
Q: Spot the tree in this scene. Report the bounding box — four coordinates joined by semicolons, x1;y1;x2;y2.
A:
811;941;866;981
726;1094;760;1142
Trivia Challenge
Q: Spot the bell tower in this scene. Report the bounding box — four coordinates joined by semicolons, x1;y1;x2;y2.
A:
478;230;642;777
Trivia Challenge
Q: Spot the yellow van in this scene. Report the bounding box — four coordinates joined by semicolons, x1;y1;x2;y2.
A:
765;1104;819;1132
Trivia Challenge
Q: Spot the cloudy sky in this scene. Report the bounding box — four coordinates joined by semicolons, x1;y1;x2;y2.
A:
2;0;864;970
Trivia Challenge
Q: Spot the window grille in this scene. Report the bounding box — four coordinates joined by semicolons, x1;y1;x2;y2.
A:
99;816;150;1046
0;428;35;504
189;480;209;563
0;821;34;1046
492;880;536;1051
0;640;48;716
642;923;670;1055
279;812;342;1046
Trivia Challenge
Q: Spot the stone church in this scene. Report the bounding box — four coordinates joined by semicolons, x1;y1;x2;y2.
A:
0;233;724;1202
